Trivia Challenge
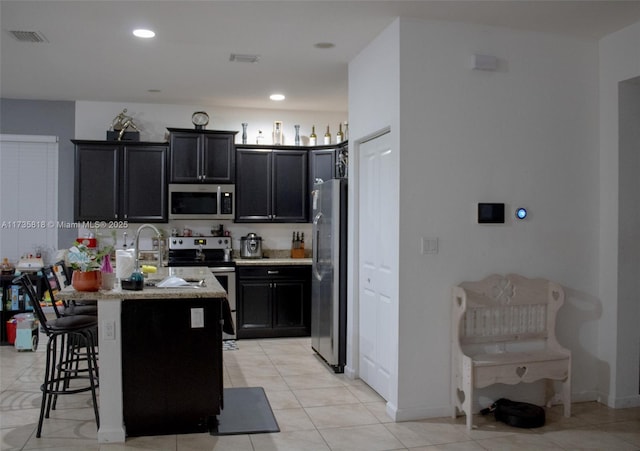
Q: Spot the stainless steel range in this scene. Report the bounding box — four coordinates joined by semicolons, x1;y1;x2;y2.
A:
167;236;236;339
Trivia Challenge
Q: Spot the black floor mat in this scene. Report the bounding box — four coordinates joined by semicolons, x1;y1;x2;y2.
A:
211;387;280;435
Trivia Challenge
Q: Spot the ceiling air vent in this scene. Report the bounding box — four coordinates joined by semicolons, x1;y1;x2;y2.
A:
229;53;260;63
8;30;48;43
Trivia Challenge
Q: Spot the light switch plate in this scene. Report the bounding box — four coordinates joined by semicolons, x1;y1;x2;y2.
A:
191;308;204;328
421;237;439;255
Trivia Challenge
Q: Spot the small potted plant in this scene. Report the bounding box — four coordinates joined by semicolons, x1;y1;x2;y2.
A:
68;241;113;292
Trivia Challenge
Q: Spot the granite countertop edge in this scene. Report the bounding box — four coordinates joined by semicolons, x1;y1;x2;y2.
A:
56;267;227;301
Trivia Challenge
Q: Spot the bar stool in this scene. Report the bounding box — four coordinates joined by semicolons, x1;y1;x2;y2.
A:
13;274;100;437
52;261;98;316
42;265;97;317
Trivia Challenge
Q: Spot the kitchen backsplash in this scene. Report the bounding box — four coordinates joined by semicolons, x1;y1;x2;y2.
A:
81;221;312;255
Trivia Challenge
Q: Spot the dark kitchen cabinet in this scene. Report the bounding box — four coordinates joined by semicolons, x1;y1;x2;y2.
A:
73;140;168;222
168;128;237;183
235;146;308;222
121;298;223;436
236;265;310;339
308;141;348;188
308;141;348;221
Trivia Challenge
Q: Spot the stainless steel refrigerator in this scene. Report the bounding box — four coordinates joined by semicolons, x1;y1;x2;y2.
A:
311;178;347;373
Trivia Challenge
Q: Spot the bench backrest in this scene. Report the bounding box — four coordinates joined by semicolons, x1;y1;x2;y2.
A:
453;273;565;346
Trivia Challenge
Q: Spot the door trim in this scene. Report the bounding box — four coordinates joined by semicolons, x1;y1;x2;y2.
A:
345;126;391;380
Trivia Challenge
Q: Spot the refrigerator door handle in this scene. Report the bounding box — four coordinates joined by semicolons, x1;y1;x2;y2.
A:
312;212;323;281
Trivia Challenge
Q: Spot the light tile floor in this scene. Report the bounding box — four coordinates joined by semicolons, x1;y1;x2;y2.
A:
1;334;640;450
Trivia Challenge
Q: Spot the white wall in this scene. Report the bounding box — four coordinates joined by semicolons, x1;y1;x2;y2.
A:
75;101;346;146
74;101;346;252
350;17;602;420
348;18;401;410
397;19;600;418
598;21;640;408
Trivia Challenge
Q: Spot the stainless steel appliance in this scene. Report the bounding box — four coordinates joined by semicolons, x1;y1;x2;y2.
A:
311;178;347;372
167;236;236;339
168;184;235;220
239;233;263;259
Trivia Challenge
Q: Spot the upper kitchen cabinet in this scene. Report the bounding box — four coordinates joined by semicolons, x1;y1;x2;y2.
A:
236;146;308;223
73;140;168;222
308;142;348;219
168;128;237;183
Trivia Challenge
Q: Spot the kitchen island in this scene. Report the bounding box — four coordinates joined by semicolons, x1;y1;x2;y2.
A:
55;267;227;443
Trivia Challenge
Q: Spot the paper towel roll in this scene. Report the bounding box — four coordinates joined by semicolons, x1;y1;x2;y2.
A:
116;249;135;280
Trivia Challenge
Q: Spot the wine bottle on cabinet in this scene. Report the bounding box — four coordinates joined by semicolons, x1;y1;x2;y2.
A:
324;125;331;145
309;126;317;146
273;121;283;145
336;123;344;143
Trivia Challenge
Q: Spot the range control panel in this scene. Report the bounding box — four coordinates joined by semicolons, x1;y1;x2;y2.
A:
168;236;231;250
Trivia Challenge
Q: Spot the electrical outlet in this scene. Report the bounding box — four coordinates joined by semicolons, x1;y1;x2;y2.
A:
102;321;116;340
191;308;204;328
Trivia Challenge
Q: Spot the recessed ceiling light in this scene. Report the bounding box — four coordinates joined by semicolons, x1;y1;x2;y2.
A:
133;29;155;38
147;89;161;93
270;94;285;101
314;42;335;49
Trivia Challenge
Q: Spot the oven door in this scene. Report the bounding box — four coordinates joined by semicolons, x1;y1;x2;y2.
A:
211;268;236;340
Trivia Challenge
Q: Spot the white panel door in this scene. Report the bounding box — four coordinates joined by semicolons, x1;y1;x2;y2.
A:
0;135;58;263
358;131;397;401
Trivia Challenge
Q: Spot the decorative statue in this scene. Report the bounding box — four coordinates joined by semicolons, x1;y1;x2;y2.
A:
109;108;140;140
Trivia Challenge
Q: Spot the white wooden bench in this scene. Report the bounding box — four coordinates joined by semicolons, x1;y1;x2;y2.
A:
451;273;571;430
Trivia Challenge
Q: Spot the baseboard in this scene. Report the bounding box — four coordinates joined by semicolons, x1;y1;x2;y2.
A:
598;392;640;409
97;427;126;443
571;390;599;404
387;402;453;422
344;365;357;380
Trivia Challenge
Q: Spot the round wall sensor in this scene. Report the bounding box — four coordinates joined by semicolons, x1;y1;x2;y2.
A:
515;207;528;220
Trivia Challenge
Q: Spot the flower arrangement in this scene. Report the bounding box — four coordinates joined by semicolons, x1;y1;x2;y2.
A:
68;241;114;272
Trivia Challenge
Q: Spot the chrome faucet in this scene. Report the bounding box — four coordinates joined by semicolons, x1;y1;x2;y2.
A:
133;224;163;271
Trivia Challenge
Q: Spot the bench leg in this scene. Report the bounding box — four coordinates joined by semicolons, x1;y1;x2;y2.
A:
463;373;473;430
562;374;571;418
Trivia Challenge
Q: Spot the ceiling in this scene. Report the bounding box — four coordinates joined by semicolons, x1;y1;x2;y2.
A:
2;1;640;112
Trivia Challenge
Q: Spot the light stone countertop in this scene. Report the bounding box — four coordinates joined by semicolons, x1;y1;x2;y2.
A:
56;267;226;301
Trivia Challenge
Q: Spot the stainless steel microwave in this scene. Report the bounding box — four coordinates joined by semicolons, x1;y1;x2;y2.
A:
168;184;235;220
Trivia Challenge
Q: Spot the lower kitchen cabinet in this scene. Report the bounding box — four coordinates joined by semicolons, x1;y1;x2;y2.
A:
237;265;310;339
121;298;223;436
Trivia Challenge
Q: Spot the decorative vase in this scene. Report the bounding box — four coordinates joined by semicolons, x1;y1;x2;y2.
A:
241;123;248;144
71;270;102;292
101;272;115;290
294;124;300;146
273;121;283;145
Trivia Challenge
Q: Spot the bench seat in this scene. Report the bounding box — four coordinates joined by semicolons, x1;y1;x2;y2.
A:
451;273;571;429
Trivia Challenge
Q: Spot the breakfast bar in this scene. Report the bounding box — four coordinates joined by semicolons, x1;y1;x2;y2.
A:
55;267;227;443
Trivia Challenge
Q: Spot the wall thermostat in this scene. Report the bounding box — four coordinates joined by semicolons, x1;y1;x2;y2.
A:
477;203;505;224
515;207;528;220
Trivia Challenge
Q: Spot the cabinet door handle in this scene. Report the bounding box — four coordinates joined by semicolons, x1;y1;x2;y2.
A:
267;270;279;275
